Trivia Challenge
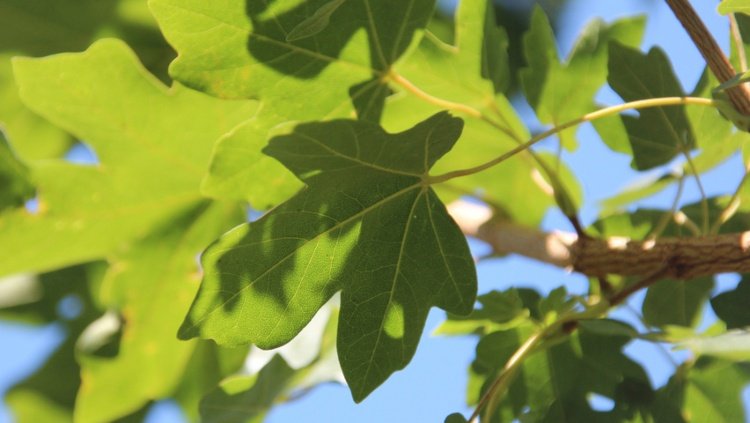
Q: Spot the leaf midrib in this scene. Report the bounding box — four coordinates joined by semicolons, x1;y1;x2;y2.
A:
359;186;427;392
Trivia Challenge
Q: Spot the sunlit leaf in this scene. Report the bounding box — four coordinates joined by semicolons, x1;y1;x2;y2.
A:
381;0;581;226
718;0;750;16
4;39;257;421
680;359;750;423
2;39;254;275
149;0;432;109
0;0;174;161
677;330;750;362
75;202;241;423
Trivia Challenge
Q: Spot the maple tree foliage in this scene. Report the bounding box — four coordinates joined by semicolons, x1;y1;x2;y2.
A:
2;0;750;422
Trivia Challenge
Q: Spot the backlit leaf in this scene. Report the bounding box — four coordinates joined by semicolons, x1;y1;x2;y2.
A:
180;112;477;401
607;43;694;170
521;7;645;150
381;0;579;226
3;39;255;275
719;0;750;16
5;39;255;421
150;0;435;205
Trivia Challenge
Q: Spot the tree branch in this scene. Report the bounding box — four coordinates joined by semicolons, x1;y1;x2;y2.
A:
665;0;750;115
447;200;750;280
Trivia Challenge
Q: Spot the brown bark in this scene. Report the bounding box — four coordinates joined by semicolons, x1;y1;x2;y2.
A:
665;0;750;115
447;200;750;280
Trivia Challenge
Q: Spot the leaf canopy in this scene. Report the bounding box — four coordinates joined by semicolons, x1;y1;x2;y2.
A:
4;39;256;421
4;39;254;275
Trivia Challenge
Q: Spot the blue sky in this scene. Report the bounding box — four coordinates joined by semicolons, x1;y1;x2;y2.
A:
1;1;748;422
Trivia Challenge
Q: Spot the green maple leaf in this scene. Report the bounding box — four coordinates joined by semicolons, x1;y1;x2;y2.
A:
4;39;255;422
599;70;748;211
149;0;435;205
607;43;695;170
4;39;255;275
149;0;432;114
521;7;645;150
0;0;174;161
179;112;477;401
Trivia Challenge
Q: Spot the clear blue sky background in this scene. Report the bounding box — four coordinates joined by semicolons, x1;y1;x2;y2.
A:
1;1;748;422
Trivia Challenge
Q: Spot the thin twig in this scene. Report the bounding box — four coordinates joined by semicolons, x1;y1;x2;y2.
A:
468;332;543;423
648;173;686;240
428;97;715;183
388;70;587;236
680;149;709;234
711;158;750;234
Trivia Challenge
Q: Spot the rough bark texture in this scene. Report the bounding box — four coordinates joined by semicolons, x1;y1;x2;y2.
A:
447;200;750;280
666;0;750;115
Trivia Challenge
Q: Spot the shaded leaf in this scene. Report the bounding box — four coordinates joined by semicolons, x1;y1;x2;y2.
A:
598;70;744;212
642;277;713;328
286;0;348;42
4;264;105;423
0;129;34;211
180;112;477;402
607;43;694;170
172;341;250;421
473;320;650;422
151;0;436;205
711;276;750;329
199;300;341;422
200;355;295;423
149;0;432;115
444;412;469;423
